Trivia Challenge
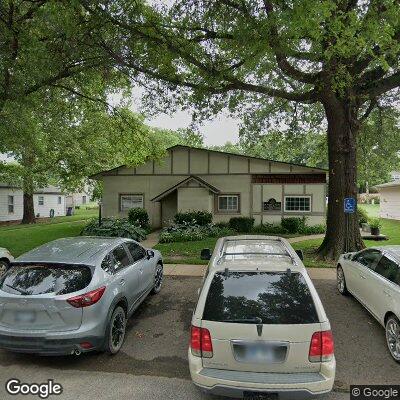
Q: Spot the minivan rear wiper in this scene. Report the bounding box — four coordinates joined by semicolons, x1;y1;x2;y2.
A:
222;317;263;324
5;284;29;295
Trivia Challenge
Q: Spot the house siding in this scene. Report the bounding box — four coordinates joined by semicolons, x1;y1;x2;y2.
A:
98;146;327;228
379;186;400;220
0;188;66;222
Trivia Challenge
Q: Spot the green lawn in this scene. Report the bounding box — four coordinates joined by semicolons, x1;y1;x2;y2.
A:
0;207;98;257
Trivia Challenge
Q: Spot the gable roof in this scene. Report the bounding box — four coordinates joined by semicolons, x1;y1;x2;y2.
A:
151;175;220;202
90;144;327;178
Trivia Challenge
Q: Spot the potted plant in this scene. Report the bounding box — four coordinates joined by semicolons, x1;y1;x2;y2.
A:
369;218;382;236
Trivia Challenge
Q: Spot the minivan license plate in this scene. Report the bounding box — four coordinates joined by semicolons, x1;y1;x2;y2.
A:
247;343;275;362
244;392;278;400
14;311;36;323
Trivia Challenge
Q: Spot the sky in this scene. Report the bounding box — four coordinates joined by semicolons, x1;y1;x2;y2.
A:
130;86;240;146
144;110;240;146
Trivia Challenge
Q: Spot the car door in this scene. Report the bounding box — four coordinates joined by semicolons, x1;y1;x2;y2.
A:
349;249;382;305
369;254;400;323
110;245;141;308
125;242;152;295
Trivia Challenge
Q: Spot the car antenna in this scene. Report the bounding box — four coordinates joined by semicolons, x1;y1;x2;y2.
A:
224;267;229;278
286;268;291;276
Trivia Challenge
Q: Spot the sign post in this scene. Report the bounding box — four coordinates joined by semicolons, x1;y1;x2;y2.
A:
344;197;356;252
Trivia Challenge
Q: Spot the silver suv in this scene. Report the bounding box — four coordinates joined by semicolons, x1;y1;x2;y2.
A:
0;237;163;355
189;236;335;399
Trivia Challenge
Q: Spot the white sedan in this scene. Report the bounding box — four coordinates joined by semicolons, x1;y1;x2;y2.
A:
0;247;13;277
337;246;400;362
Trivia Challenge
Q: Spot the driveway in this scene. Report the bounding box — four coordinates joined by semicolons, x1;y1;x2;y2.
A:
0;275;398;399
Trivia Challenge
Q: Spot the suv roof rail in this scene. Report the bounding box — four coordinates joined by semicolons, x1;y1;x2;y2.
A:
217;236;299;266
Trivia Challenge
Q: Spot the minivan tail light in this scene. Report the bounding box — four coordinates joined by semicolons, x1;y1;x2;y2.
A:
309;330;334;362
67;287;106;308
190;325;213;358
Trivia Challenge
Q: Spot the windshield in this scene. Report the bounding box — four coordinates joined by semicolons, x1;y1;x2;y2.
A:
203;271;319;324
0;264;92;296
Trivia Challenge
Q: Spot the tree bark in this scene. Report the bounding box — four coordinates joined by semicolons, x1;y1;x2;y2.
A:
21;175;35;224
317;95;364;260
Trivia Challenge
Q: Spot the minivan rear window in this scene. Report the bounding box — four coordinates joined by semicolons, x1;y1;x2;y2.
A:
203;271;318;324
0;264;92;296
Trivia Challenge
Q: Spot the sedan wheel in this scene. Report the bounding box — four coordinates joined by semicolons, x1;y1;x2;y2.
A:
337;265;348;295
0;261;9;278
152;264;163;294
386;316;400;362
106;306;126;354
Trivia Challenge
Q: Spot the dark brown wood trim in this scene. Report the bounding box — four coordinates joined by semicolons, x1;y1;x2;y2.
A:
214;193;241;215
252;174;326;184
118;193;145;212
170;149;174;174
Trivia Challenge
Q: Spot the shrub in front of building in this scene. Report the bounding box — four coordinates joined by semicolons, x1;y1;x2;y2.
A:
159;222;234;243
281;217;306;234
174;210;213;226
228;217;255;232
81;218;147;241
128;208;150;230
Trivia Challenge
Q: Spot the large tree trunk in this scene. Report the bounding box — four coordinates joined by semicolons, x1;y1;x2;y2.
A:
21;175;35;224
318;96;364;260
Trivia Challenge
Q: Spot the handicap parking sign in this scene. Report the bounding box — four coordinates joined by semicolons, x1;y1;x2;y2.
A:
344;197;356;213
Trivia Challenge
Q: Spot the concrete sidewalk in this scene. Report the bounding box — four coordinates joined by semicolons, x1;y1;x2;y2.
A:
164;263;336;280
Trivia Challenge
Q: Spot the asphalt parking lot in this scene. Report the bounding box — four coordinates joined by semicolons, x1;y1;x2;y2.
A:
0;275;398;399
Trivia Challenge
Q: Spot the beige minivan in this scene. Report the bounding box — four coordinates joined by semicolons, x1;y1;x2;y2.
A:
189;236;335;399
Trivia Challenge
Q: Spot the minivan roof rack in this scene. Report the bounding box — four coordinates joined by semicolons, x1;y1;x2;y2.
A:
217;237;299;266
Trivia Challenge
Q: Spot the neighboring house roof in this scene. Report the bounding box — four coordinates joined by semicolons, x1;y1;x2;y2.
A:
375;181;400;189
90;144;328;178
0;183;64;194
151;175;220;202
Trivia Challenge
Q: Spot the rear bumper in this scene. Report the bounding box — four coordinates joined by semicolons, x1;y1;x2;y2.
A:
0;333;104;355
189;354;335;399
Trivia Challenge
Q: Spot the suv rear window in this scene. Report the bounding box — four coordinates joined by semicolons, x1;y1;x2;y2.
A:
0;264;92;296
203;271;318;324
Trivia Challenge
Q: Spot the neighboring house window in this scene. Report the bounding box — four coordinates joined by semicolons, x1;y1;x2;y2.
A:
284;196;311;212
38;196;44;206
82;195;87;204
217;194;239;212
120;194;144;211
8;195;14;214
58;196;62;205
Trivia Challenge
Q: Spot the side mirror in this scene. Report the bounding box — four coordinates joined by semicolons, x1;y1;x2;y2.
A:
146;249;155;259
295;249;304;261
200;248;212;260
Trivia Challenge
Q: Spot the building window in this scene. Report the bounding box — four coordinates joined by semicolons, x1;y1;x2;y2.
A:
58;196;62;205
284;196;311;212
38;196;44;206
8;195;14;214
82;195;87;204
217;195;239;212
120;194;144;212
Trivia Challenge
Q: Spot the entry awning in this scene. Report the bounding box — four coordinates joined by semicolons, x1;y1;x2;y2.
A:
151;175;220;202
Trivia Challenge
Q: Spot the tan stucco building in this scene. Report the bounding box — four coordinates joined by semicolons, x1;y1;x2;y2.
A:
376;181;400;220
92;145;327;228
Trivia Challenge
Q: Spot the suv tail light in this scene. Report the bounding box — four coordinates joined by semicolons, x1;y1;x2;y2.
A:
67;287;106;308
309;330;334;362
190;325;213;358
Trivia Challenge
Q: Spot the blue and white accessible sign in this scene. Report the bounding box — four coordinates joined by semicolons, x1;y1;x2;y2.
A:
344;197;356;214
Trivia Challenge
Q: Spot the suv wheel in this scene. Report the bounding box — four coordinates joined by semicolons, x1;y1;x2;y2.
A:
151;263;163;294
105;306;126;354
386;315;400;363
0;260;9;278
337;265;348;295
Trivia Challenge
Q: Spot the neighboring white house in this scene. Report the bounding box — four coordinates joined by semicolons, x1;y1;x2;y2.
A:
91;145;327;228
65;185;93;209
376;181;400;220
0;184;66;222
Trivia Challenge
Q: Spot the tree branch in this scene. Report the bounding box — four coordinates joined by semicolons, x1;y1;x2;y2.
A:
359;71;400;98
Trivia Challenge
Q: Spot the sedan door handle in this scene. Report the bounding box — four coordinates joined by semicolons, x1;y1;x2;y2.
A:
383;290;392;297
360;274;366;279
120;279;126;286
